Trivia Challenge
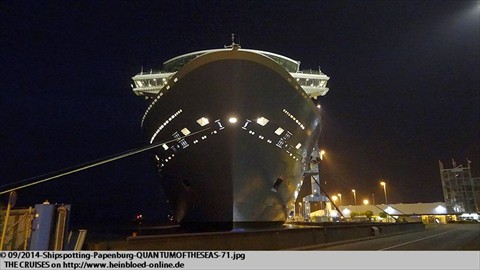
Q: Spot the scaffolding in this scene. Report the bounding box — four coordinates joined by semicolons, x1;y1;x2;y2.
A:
297;147;343;222
439;159;480;213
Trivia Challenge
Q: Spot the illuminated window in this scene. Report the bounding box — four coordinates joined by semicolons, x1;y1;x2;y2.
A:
197;117;209;126
275;127;284;135
181;128;191;136
149;109;182;143
256;117;269;126
283;109;305;130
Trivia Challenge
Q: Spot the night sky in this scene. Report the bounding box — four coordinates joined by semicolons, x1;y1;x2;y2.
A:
1;1;479;231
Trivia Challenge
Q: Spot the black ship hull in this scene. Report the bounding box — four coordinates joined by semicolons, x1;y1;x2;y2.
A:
142;50;321;229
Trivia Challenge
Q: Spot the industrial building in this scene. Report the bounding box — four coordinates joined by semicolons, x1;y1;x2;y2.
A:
296;158;480;224
309;202;460;224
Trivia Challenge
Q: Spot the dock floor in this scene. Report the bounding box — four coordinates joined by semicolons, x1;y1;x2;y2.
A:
89;222;425;250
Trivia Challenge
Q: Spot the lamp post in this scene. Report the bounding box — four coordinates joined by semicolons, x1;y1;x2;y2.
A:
299;202;303;219
351;189;357;214
331;195;338;205
380;181;388;205
363;199;369;205
337;193;342;206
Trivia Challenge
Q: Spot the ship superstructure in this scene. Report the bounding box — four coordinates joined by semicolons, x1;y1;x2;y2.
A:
132;49;329;100
131;42;329;229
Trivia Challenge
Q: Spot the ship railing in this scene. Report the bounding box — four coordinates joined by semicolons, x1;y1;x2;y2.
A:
298;69;326;75
131;68;329;98
290;71;330;98
131;72;176;96
301;86;330;98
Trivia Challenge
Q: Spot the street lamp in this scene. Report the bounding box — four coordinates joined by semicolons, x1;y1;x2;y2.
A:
363;199;369;205
380;181;388;205
337;193;342;206
320;150;325;160
331;195;338;204
351;189;357;205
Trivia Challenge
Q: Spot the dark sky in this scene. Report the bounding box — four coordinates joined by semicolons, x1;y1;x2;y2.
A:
1;1;479;229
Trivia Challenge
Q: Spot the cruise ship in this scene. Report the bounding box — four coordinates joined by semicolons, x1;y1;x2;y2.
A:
131;40;330;229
